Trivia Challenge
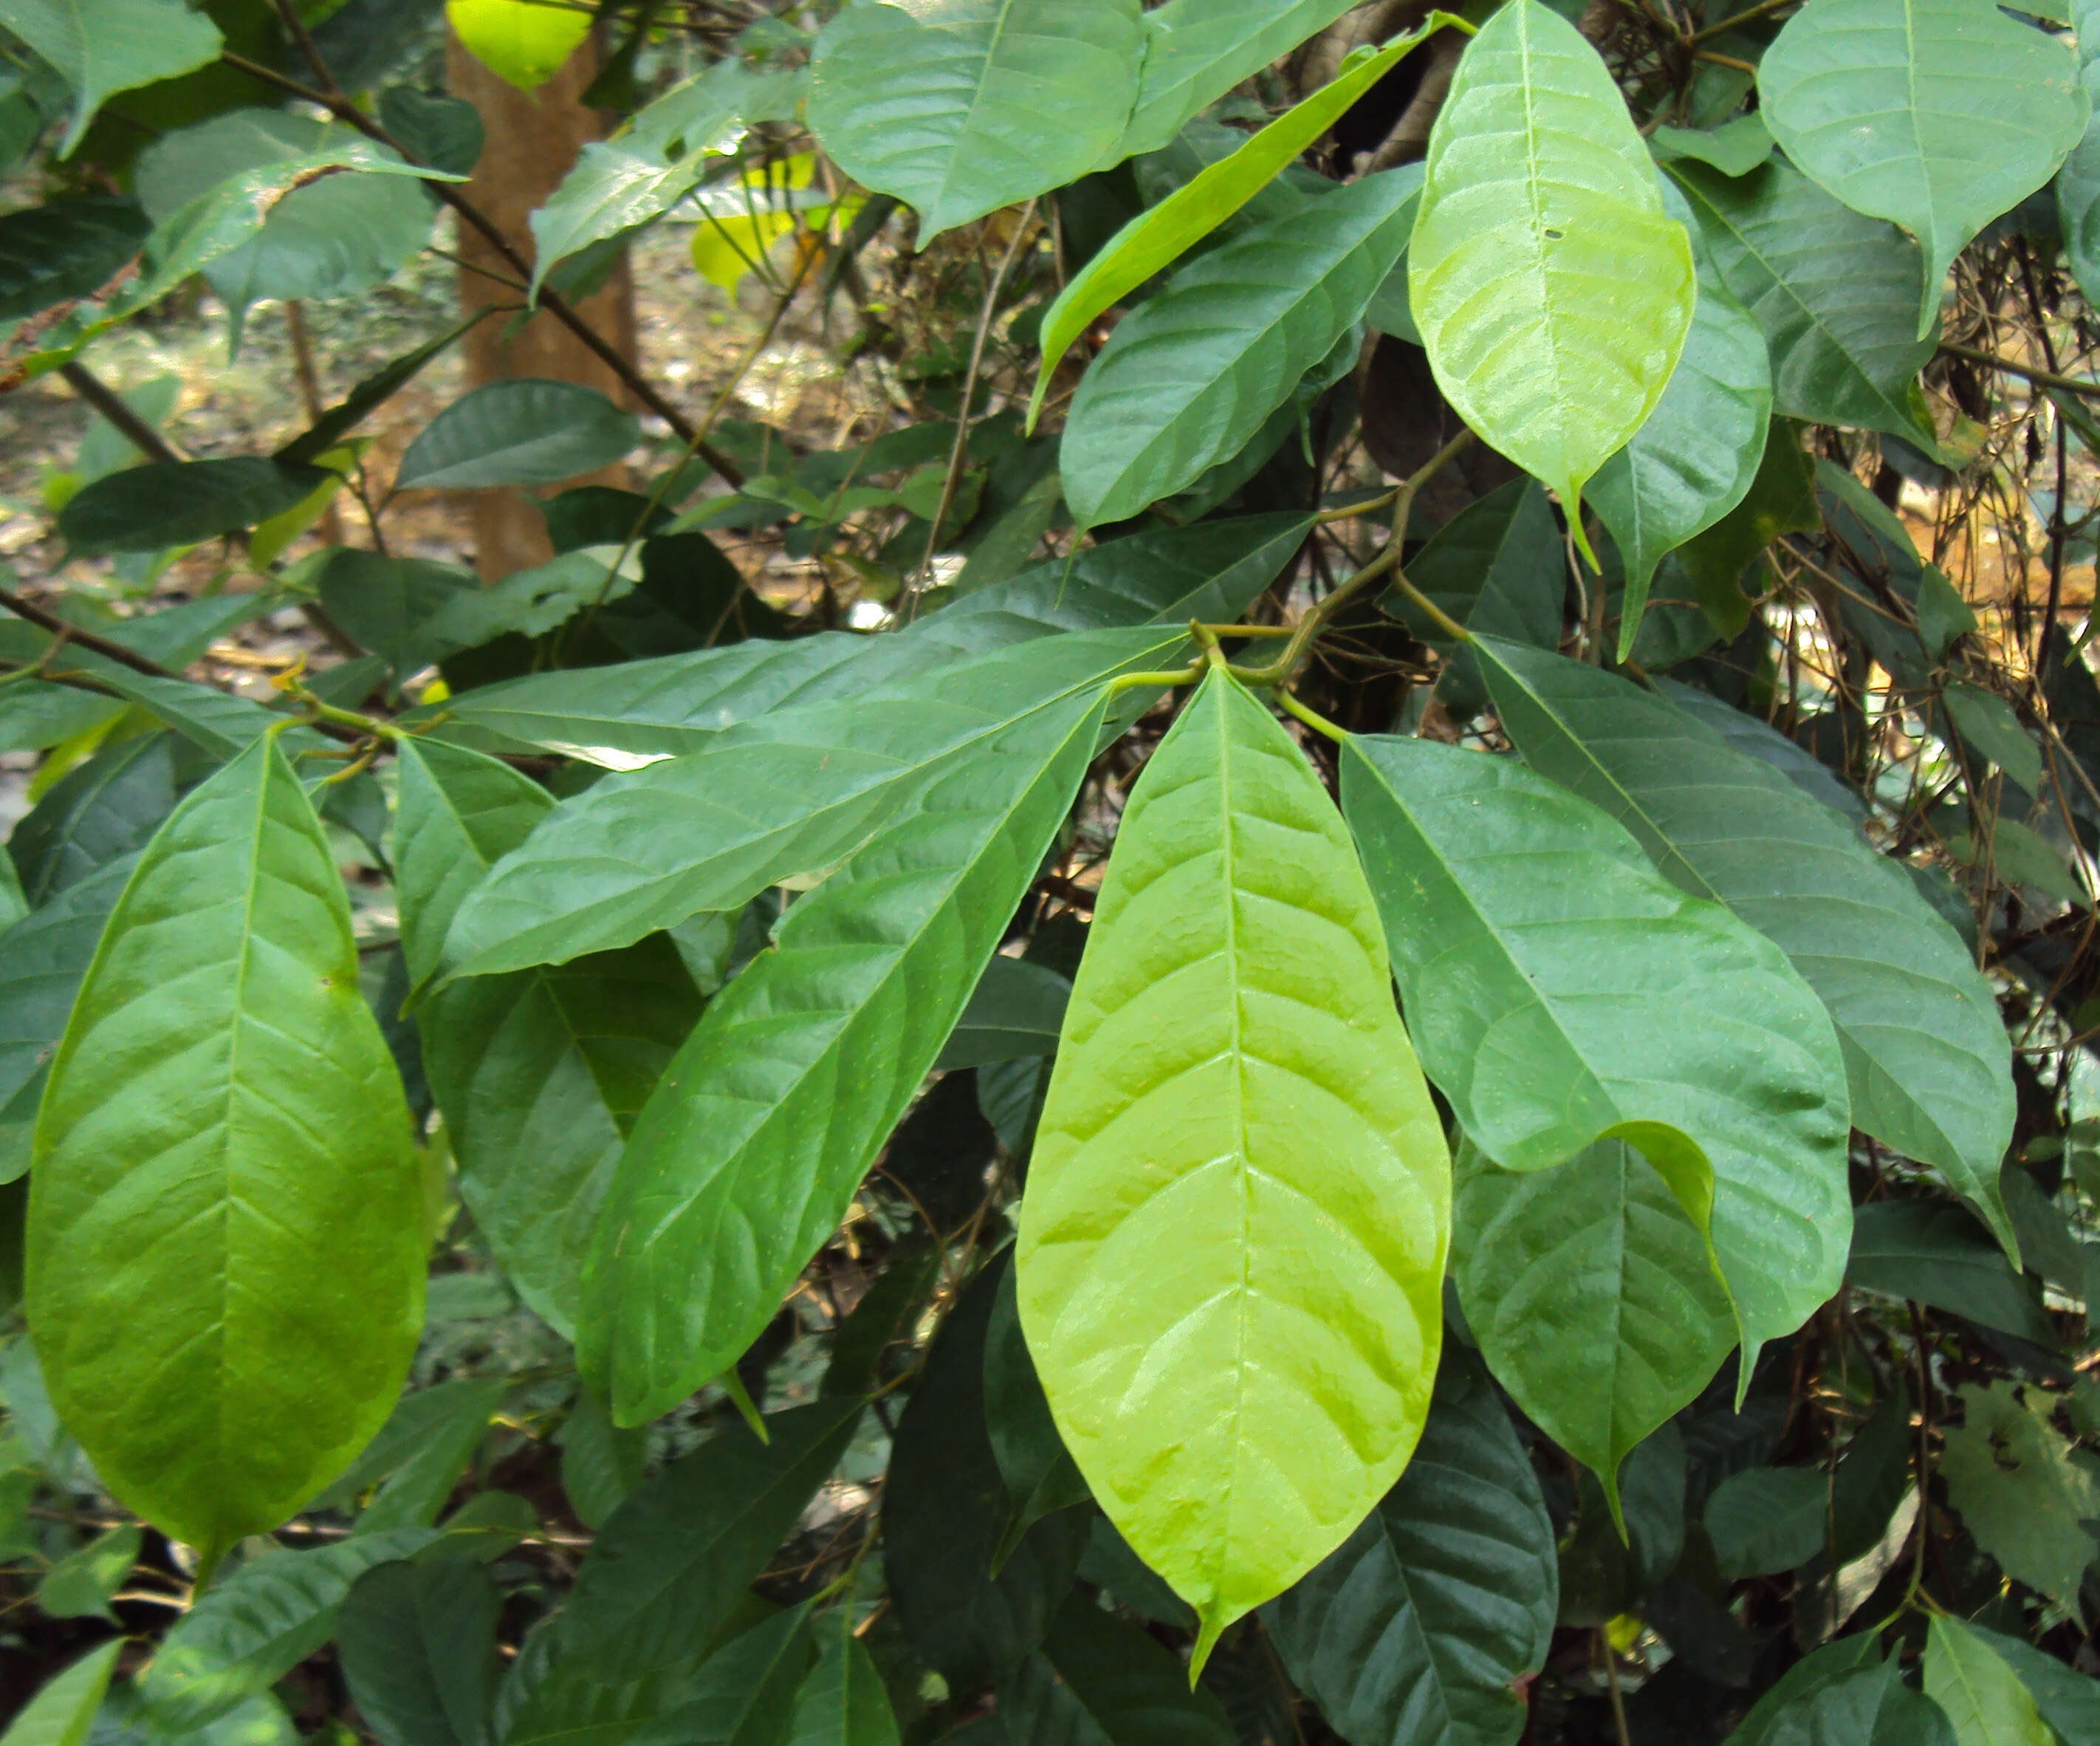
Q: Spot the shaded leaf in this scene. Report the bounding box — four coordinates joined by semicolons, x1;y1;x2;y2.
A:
1703;1468;1825;1580
998;1597;1236;1745
395;380;641;491
1939;1382;2100;1612
0;195;148;321
1723;1641;1954;1746
1847;1202;2053;1344
936;955;1071;1070
1114;0;1360;157
2060;0;2100;307
34;1521;140;1620
1926;1615;2054;1746
0;1641;122;1746
788;1615;903;1746
985;1260;1088;1560
59;457;332;555
336;1560;501;1746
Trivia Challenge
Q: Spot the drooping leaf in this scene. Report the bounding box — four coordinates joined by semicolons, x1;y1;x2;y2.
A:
1263;1343;1557;1746
807;0;1144;240
1847;1201;2053;1344
1449;1135;1736;1507
984;1259;1089;1559
441;626;1183;983
1926;1615;2054;1746
315;550;479;681
579;686;1107;1424
445;0;591;91
0;0;221;155
1760;0;2086;340
58;456;332;555
0;1640;122;1746
560;1386;649;1531
1665;157;1938;445
1590;176;1773;657
141;1530;437;1733
1409;0;1695;555
936;954;1071;1069
1017;671;1450;1668
1342;733;1851;1377
1702;1467;1826;1580
277;312;491;467
1648;114;1774;177
395;380;642;491
377;86;485;178
0;195;148;321
1474;636;2020;1261
1060;168;1418;529
26;734;423;1559
558;1400;862;1683
336;1560;502;1746
999;1596;1238;1745
1939;1383;2100;1612
2060;0;2100;307
787;1613;904;1746
1723;1641;1955;1746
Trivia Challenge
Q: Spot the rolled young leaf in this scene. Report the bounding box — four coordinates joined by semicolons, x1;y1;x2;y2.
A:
1016;671;1449;1671
26;733;422;1561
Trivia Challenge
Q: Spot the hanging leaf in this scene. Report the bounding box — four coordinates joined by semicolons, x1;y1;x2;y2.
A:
1060;167;1420;528
445;0;591;91
1939;1382;2100;1613
1847;1202;2053;1343
335;1561;502;1746
579;688;1106;1425
1925;1616;2053;1746
2061;0;2100;306
59;456;333;555
1263;1343;1558;1746
999;1597;1237;1745
34;1521;140;1620
936;954;1071;1069
807;0;1145;240
1702;1468;1828;1580
1017;671;1449;1670
787;1614;904;1746
1342;733;1851;1378
1666;158;1938;445
0;195;148;321
1114;0;1361;155
0;1641;123;1746
395;380;641;491
0;0;222;155
26;735;423;1560
1473;637;2020;1263
1760;0;2086;340
1409;0;1695;560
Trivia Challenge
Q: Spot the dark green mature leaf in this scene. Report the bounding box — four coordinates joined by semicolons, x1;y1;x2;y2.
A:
1940;1382;2100;1613
377;86;485;178
1828;1380;1912;1567
1657;677;1866;821
316;549;478;680
0;0;222;154
35;1521;140;1620
1962;1623;2100;1745
58;457;331;555
936;955;1071;1069
395;380;641;490
1724;1640;1954;1746
309;1376;507;1519
1926;1615;2054;1746
10;730;174;906
886;1255;1088;1691
140;1530;436;1733
1342;734;1850;1377
1760;0;2086;340
1000;1597;1236;1745
1114;0;1355;155
26;734;422;1559
442;626;1181;983
0;195;148;320
787;1613;902;1746
1475;637;2019;1261
1703;1467;1825;1579
580;686;1105;1424
1060;168;1418;528
1649;114;1773;177
1675;419;1819;601
2062;0;2100;307
1410;0;1693;550
1450;1136;1735;1508
1555;1425;1684;1626
336;1561;501;1746
560;1386;648;1530
807;0;1143;240
1264;1344;1557;1746
1666;158;1938;445
559;1400;862;1683
277;312;491;466
1591;176;1772;656
985;1261;1088;1558
1847;1202;2053;1344
1018;673;1449;1667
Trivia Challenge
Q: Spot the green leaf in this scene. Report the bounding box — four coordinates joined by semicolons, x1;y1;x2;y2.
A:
580;685;1108;1423
1675;419;1820;600
999;1597;1237;1745
35;1521;140;1620
1016;671;1449;1668
441;626;1181;982
58;457;332;555
560;1386;649;1530
10;730;172;905
394;739;552;990
410;547;643;670
1847;1202;2054;1344
1649;114;1773;177
1450;1135;1736;1508
1918;563;1980;661
1474;636;2020;1263
1113;0;1361;157
936;954;1071;1069
395;380;641;490
885;1255;1088;1691
788;1615;902;1746
985;1259;1089;1563
0;1641;122;1746
1666;157;1938;444
1724;1642;1955;1746
2059;0;2100;306
1591;177;1774;657
1760;0;2086;340
277;312;491;466
141;1529;437;1733
1060;167;1418;528
378;86;485;178
25;735;422;1559
0;0;221;156
1341;733;1851;1374
1409;0;1695;557
1702;1467;1825;1580
1555;1425;1684;1626
1939;1383;2100;1612
1028;17;1460;423
1927;1615;2055;1746
806;0;1144;240
336;1560;501;1746
1942;683;2045;795
559;1400;862;1682
315;549;478;679
355;1377;507;1533
1960;1623;2100;1746
1263;1343;1557;1746
0;195;148;321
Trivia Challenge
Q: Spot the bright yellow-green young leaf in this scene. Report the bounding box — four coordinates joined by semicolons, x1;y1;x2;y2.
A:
26;734;423;1563
1016;670;1449;1674
1407;0;1695;564
446;0;592;91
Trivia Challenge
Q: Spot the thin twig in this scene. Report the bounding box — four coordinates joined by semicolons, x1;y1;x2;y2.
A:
59;362;183;463
1940;340;2100;400
0;586;179;678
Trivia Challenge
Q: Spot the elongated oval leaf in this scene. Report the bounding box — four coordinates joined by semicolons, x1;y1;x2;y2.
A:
58;456;331;555
1001;1597;1237;1744
1113;0;1359;157
1452;1135;1735;1506
0;1640;122;1746
788;1617;903;1746
580;689;1106;1423
395;380;640;491
1760;0;2086;340
1060;168;1420;528
1341;733;1851;1374
336;1561;501;1746
1473;637;2018;1261
1016;671;1450;1668
0;195;148;321
807;0;1143;241
1847;1201;2053;1344
1263;1343;1557;1746
2060;0;2100;306
1408;0;1694;554
1926;1616;2054;1746
25;734;422;1558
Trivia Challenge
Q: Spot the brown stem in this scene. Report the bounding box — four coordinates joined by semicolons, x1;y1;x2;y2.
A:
0;585;179;678
59;362;184;464
284;301;344;546
1939;339;2100;400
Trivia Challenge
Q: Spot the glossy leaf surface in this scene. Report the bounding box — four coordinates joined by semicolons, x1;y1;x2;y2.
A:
1018;671;1449;1665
